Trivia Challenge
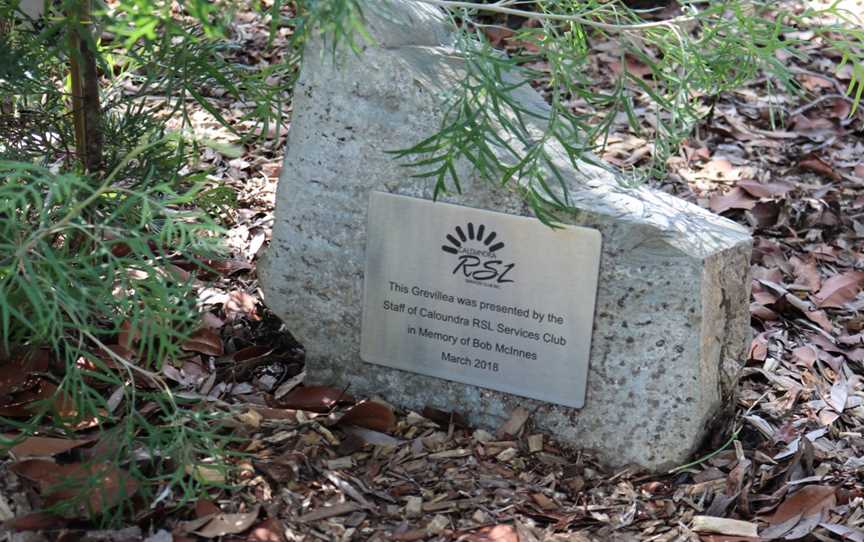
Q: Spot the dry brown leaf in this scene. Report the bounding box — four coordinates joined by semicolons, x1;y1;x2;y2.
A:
225;290;261;321
251;406;298;421
2;381;93;428
91;344;137;372
609;55;653;79
182;328;224;356
233;345;272;362
483;27;514;47
464;524;519;542
839;333;864;346
791;257;821;291
498;406;530;437
195;499;221;518
749;201;782;228
790;115;839;141
798;74;834;91
827;372;849;413
247;517;287;542
813;271;864;308
791;345;818;368
51;467;137;514
2;512;66;531
820;523;864;541
195;506;260;538
751;302;778;321
692;516;758;537
338;400;396;433
710;187;758;214
684;144;712;162
847;347;864;363
531;492;558;510
201;312;225;330
10;459;138;516
277;385;353;413
766;485;836;534
702;157;738;180
342;426;402;449
805;310;833;332
390;528;428;541
109;242;132;258
10;458;76;484
749;333;769;362
753;266;784;284
829;97;852;119
205;258;254;276
774;422;798;444
298;502;360;522
9;436;92;458
818;408;840;426
117;320;140;349
164;264;192;283
737;180;793;199
0;379;57;417
0;348;49;397
799;156;841;180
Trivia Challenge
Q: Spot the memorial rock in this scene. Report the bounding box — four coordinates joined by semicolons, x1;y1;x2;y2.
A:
259;0;752;470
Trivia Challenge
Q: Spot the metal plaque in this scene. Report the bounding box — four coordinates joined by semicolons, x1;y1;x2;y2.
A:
360;192;602;408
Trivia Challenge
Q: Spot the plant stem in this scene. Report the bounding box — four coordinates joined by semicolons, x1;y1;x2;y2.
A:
67;0;103;173
0;9;12;116
667;426;742;474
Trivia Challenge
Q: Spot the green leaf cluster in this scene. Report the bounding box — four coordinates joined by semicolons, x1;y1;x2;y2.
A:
369;1;863;223
0;0;278;521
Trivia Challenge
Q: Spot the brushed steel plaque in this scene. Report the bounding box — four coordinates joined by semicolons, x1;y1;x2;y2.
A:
360;192;601;408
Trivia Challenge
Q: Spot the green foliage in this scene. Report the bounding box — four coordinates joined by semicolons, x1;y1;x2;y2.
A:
0;146;236;520
0;0;861;521
367;1;864;222
0;152;212;359
0;0;277;522
290;0;370;53
199;184;240;214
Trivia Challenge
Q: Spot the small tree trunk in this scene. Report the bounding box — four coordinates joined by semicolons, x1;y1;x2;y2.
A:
68;0;102;173
0;15;11;116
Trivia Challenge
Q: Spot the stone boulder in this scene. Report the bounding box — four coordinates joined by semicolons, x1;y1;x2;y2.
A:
259;0;751;470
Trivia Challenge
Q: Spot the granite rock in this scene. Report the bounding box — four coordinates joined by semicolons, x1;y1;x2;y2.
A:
259;0;752;470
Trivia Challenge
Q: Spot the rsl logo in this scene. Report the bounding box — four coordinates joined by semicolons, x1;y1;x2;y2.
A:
441;222;515;286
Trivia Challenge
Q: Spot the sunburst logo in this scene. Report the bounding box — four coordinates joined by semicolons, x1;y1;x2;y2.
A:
441;223;505;255
441;222;514;286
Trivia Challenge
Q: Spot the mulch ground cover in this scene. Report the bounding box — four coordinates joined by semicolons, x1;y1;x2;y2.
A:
2;1;864;540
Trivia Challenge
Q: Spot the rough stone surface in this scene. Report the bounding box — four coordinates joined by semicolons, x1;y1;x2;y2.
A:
259;0;752;471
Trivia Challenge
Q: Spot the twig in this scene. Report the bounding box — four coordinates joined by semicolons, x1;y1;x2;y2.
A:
789;93;854;117
411;0;695;32
787;66;847;95
79;328;176;408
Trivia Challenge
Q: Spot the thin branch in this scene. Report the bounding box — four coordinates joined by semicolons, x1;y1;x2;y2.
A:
410;0;695;31
81;328;174;401
789;93;854;117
